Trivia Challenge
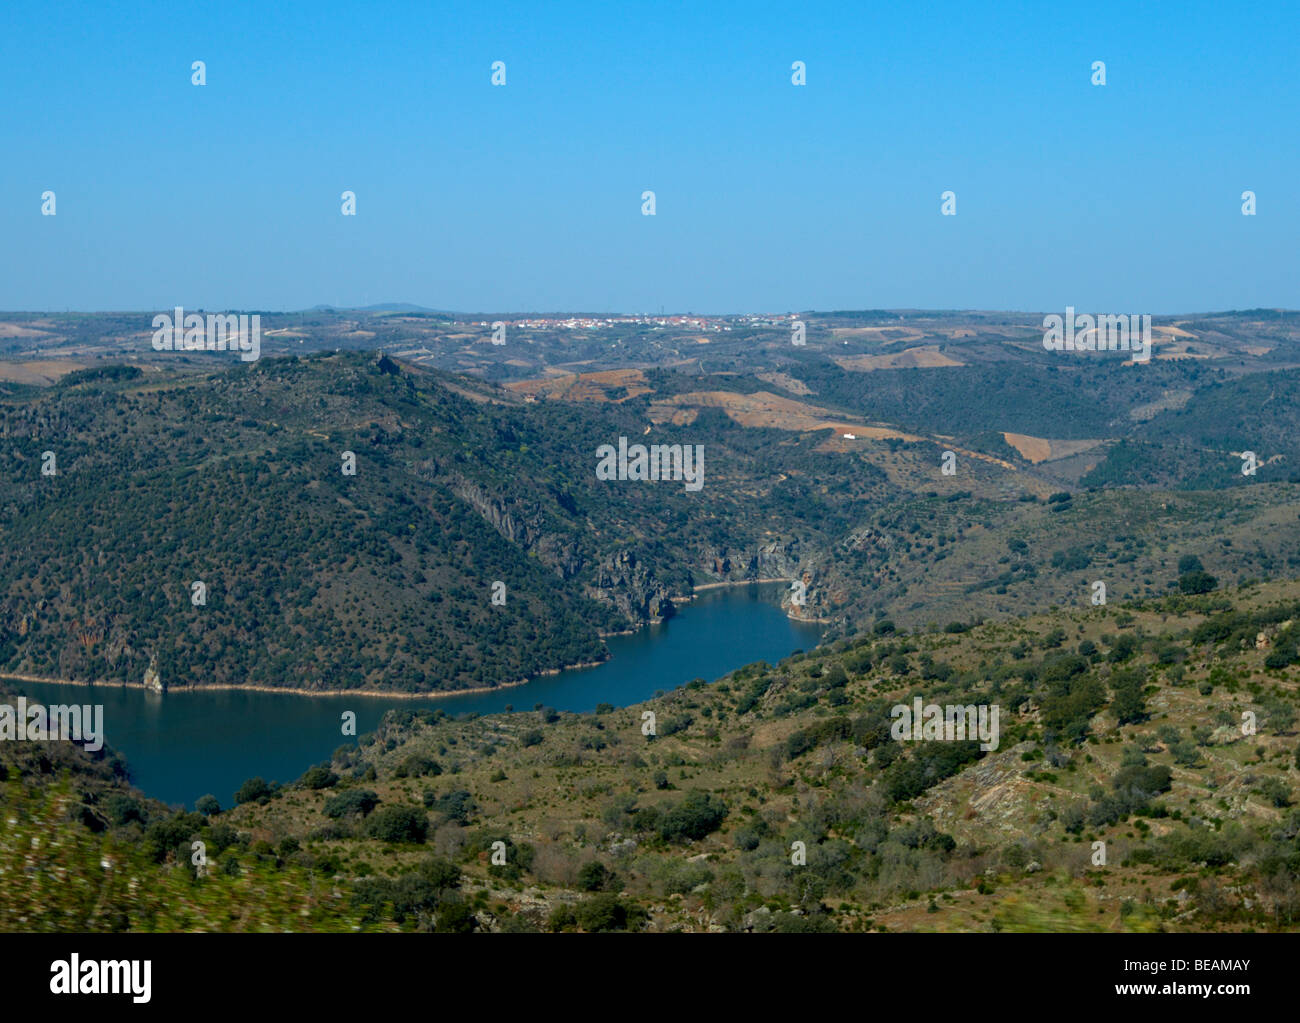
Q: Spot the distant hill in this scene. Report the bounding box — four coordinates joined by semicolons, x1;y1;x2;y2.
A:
0;352;879;693
311;303;451;314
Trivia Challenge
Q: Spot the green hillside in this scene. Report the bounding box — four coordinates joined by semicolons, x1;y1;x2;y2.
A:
7;579;1300;932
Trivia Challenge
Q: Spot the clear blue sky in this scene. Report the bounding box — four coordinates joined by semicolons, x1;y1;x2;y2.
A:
2;0;1296;313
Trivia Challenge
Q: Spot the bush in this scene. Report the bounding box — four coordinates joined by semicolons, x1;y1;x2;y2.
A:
301;766;340;790
574;893;646;932
1110;668;1148;726
1259;777;1292;808
733;829;761;851
365;805;429;844
1059;802;1086;834
1178;571;1218;595
194;794;221;816
393;755;442;779
643;791;729;843
1265;641;1299;670
103;793;146;827
578;860;614;892
324;788;380;819
351;856;461;926
141;812;204;864
234;777;273;805
425;789;476;825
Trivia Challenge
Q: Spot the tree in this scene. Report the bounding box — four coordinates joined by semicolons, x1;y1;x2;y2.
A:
195;794;221;816
1178;555;1205;574
103;793;146;826
234;777;273;805
300;765;339;789
365;805;428;844
1111;669;1148;726
574;893;645;932
324;788;380;819
435;900;477;933
1178;570;1218;595
425;789;475;824
578;860;614;892
655;790;729;842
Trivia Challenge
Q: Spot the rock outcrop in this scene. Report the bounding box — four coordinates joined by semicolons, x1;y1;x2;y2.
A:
590;550;676;623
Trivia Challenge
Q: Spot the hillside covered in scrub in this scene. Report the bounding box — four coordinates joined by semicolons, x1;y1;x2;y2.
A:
8;341;1300;695
0;352;879;693
5;579;1300;932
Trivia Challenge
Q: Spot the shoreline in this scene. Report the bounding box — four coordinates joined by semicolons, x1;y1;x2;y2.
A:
0;661;607;702
687;576;831;624
688;577;790;594
600;579;793;632
0;581;820;701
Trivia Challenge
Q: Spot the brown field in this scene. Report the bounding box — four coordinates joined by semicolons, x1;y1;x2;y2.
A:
814;426;924;452
1003;432;1051;462
648;390;866;432
0;324;58;339
505;368;652;402
831;346;965;372
648;389;1018;470
1001;432;1105;464
755;371;814;395
0;360;87;384
829;326;926;343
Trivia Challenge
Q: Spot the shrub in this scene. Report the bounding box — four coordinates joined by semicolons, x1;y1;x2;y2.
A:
425;789;476;825
578;860;614;892
324;788;380;819
234;777;273;805
574;894;646;932
301;765;340;790
1259;777;1292;808
365;805;429;845
655;790;728;842
1178;571;1218;595
194;794;221;816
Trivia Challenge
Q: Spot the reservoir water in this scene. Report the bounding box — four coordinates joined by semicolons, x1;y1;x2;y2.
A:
14;583;823;808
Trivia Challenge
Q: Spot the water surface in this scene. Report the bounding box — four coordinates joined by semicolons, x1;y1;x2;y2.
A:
16;583;822;807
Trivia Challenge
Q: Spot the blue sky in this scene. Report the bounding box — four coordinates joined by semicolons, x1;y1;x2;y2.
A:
1;0;1296;313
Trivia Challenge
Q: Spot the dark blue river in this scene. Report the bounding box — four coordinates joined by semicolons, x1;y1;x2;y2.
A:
15;583;822;807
